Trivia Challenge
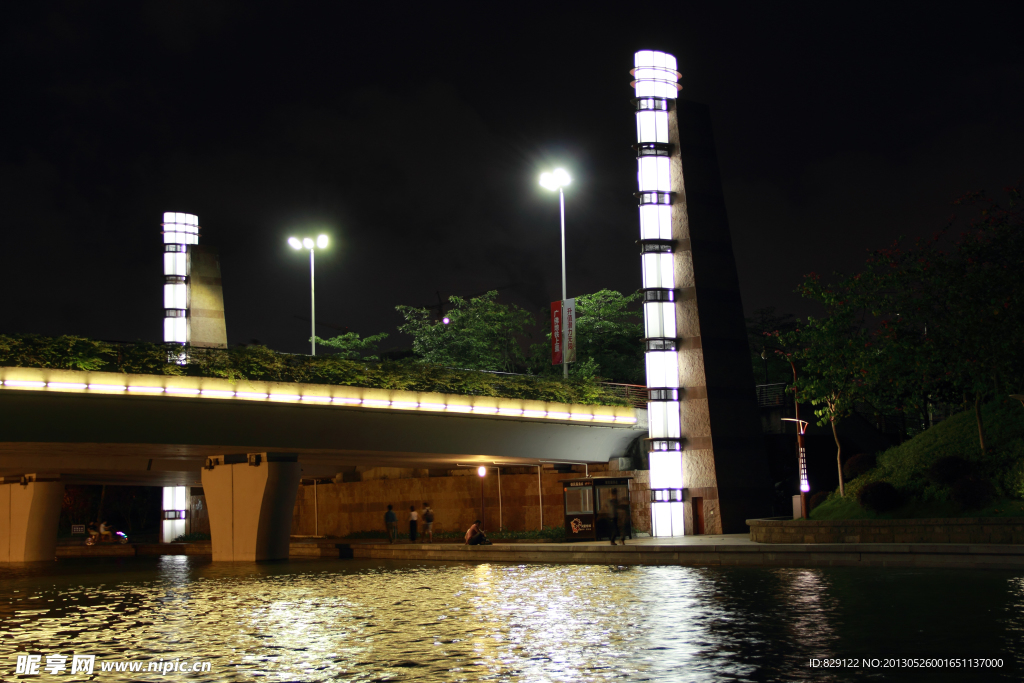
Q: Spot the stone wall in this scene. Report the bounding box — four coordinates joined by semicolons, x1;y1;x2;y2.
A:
292;466;652;537
748;517;1024;544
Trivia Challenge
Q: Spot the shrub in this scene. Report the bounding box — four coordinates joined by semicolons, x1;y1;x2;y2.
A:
809;491;830;512
951;476;995;510
172;532;211;543
928;456;974;486
843;453;877;480
858;481;901;513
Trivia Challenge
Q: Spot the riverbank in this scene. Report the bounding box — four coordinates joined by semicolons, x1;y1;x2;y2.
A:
52;535;1024;569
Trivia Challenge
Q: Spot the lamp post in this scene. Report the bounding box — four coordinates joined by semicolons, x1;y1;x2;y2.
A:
539;168;572;378
783;360;809;519
288;234;329;355
477;466;487;528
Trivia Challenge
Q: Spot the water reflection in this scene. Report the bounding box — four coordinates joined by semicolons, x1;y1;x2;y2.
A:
0;558;1020;681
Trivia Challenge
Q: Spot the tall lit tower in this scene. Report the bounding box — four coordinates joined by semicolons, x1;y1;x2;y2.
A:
161;212;228;354
631;51;684;536
630;51;773;536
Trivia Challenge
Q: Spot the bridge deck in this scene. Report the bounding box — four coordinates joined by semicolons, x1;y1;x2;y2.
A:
0;367;645;486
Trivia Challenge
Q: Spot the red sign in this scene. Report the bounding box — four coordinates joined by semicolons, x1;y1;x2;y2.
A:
550;301;562;365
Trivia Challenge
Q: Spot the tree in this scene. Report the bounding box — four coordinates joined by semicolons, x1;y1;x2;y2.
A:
527;289;644;383
863;187;1024;453
786;275;874;497
313;332;389;361
396;291;534;372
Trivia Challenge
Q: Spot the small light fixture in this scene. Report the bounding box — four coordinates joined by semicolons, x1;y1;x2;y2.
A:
288;237;302;250
442;316;450;325
477;466;486;477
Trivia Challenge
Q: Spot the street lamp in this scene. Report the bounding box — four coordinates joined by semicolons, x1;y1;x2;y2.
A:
539;168;571;378
288;234;329;355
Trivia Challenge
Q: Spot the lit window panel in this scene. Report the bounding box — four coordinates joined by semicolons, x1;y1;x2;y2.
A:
645;351;680;390
643;300;677;339
637;156;671;193
641;252;675;290
639;204;673;241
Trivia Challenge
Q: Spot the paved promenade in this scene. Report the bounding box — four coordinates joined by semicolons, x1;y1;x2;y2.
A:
345;535;1024;569
53;534;1024;569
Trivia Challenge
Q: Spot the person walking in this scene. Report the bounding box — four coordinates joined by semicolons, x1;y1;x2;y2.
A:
408;505;418;543
384;504;397;543
422;503;434;542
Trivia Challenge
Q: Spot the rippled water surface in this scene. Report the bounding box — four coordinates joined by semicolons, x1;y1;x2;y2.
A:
1;557;1022;681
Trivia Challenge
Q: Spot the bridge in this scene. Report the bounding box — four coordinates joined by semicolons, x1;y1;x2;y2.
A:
0;367;645;562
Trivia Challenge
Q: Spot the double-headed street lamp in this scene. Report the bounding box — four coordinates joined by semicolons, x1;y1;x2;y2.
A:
288;234;329;355
539;168;572;378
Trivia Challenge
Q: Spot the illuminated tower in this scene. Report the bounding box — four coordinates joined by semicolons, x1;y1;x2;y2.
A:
632;52;685;536
162;212;227;354
631;51;771;535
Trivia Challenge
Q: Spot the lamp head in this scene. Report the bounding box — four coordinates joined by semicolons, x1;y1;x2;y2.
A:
539;169;571;191
316;234;328;249
302;237;314;249
477;466;486;477
288;237;302;250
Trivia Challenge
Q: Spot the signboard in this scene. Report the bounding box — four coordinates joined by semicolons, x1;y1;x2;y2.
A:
550;301;563;365
71;525;85;535
551;299;576;365
564;298;576;363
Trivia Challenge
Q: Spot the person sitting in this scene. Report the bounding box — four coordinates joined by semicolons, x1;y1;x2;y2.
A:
87;522;100;541
99;521;112;541
465;520;490;545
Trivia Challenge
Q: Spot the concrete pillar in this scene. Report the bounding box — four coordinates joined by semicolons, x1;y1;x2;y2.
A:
201;454;300;561
0;474;64;562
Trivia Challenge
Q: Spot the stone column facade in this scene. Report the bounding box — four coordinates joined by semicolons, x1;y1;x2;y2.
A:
0;474;64;562
670;100;774;534
202;453;300;561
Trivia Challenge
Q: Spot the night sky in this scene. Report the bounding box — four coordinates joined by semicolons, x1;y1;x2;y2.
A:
4;2;1023;354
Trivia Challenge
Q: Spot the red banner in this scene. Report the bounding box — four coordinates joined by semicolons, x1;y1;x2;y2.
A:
550;301;563;365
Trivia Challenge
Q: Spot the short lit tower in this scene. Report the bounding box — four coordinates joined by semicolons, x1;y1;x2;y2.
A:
161;212;228;357
162;212;198;347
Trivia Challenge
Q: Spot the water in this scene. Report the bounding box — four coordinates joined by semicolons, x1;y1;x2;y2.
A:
0;557;1021;681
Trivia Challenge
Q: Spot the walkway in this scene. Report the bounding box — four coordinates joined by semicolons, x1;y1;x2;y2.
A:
53;535;1024;569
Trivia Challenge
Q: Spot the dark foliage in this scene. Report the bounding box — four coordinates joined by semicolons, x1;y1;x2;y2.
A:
928;456;974;486
842;453;877;481
951;475;996;510
809;491;830;512
857;481;901;512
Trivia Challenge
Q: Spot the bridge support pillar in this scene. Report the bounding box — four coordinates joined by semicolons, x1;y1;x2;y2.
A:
201;454;300;561
0;475;63;562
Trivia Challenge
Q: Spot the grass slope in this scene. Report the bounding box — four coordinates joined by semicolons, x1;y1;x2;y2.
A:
811;397;1024;520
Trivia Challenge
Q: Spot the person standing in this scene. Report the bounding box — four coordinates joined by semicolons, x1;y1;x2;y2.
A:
384;504;397;543
422;503;434;542
408;505;418;543
607;489;621;545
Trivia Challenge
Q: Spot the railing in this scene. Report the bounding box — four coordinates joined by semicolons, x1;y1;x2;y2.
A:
599;383;649;408
755;383;788;408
